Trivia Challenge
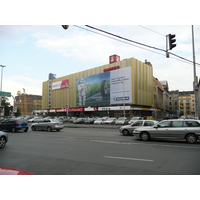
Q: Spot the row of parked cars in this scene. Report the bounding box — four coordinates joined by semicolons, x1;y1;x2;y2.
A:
119;119;200;144
70;116;143;125
0;116;65;149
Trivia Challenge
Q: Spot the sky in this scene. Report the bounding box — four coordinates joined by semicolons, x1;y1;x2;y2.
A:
1;24;199;105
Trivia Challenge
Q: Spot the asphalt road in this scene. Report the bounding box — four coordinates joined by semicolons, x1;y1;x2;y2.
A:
1;125;200;175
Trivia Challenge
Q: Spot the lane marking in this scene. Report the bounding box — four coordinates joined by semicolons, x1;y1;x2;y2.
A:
90;140;200;149
104;156;153;162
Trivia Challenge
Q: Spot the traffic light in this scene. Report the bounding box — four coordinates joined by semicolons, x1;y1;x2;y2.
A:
169;34;176;50
62;25;69;30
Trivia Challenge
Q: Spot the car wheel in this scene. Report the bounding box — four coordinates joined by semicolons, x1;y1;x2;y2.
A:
122;129;130;136
0;136;6;149
11;127;16;133
186;133;197;144
31;126;36;131
47;126;52;132
140;132;150;141
24;128;28;132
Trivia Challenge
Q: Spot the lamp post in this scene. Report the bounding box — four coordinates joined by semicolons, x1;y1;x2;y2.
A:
0;65;6;107
191;25;198;118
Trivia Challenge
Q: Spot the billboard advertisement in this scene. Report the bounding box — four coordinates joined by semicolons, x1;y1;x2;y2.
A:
76;67;132;106
52;79;69;90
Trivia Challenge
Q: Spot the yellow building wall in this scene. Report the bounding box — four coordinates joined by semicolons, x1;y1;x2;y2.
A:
42;57;154;109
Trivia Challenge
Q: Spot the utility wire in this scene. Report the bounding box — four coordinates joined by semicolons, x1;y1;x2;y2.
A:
138;25;166;36
73;25;193;66
84;25;200;66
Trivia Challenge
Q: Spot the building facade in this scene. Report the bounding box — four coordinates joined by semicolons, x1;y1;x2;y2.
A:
15;94;42;115
153;77;164;120
168;90;179;116
41;55;158;118
178;91;195;116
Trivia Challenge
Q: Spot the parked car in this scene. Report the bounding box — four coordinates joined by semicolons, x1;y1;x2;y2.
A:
31;119;64;131
58;116;69;123
115;117;128;125
133;119;200;144
73;118;86;124
69;117;77;123
128;117;143;124
102;118;117;125
84;118;96;124
94;118;104;124
0;131;8;149
27;117;42;123
119;120;158;136
0;118;28;132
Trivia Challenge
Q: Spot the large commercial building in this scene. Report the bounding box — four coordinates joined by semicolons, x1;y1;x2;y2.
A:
42;55;157;118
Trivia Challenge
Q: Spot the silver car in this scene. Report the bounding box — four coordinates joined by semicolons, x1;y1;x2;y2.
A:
133;119;200;144
0;131;8;149
128;117;143;124
102;118;117;125
31;119;64;132
115;117;128;125
119;120;158;136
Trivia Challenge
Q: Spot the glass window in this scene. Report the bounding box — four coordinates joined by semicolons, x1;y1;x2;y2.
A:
132;121;143;126
157;121;171;127
171;121;183;127
144;121;154;126
184;121;200;127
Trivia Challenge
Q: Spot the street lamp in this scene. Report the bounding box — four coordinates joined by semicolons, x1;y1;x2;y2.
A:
0;65;6;106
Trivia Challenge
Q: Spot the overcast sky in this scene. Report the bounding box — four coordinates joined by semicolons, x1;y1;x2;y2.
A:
0;25;199;104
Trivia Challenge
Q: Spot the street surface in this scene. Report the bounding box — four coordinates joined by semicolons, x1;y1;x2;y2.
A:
1;124;200;175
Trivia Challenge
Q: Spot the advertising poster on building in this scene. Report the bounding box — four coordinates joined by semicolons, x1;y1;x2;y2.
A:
76;67;132;106
76;71;110;106
52;79;69;90
110;66;132;104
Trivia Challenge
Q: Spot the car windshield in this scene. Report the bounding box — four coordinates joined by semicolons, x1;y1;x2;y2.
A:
118;117;125;121
52;119;60;123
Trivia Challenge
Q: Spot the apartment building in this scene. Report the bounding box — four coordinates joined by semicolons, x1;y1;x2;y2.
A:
178;91;195;116
15;94;42;115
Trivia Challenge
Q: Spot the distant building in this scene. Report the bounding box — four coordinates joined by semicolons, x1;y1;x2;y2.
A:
153;77;164;120
15;94;42;115
178;91;195;116
168;90;179;116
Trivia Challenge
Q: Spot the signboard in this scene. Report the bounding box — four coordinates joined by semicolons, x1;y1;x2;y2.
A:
52;79;69;90
76;66;132;106
0;91;11;97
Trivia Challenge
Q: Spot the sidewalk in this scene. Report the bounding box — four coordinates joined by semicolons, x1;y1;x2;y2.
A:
64;122;121;129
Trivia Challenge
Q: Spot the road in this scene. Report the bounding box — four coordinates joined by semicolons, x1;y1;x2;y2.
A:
1;125;200;175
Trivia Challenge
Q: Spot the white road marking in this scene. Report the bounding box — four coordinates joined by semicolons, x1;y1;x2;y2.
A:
104;156;153;162
90;140;200;149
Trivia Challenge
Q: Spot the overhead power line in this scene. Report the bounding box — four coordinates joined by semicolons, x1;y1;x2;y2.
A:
84;25;200;67
73;25;193;66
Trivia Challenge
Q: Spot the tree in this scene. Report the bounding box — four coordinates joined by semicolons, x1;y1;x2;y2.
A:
1;97;12;116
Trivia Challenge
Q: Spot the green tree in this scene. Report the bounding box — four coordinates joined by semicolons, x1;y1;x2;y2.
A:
1;97;12;117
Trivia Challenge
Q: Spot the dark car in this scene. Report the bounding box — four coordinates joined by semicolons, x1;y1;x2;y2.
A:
84;118;96;124
0;118;28;132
